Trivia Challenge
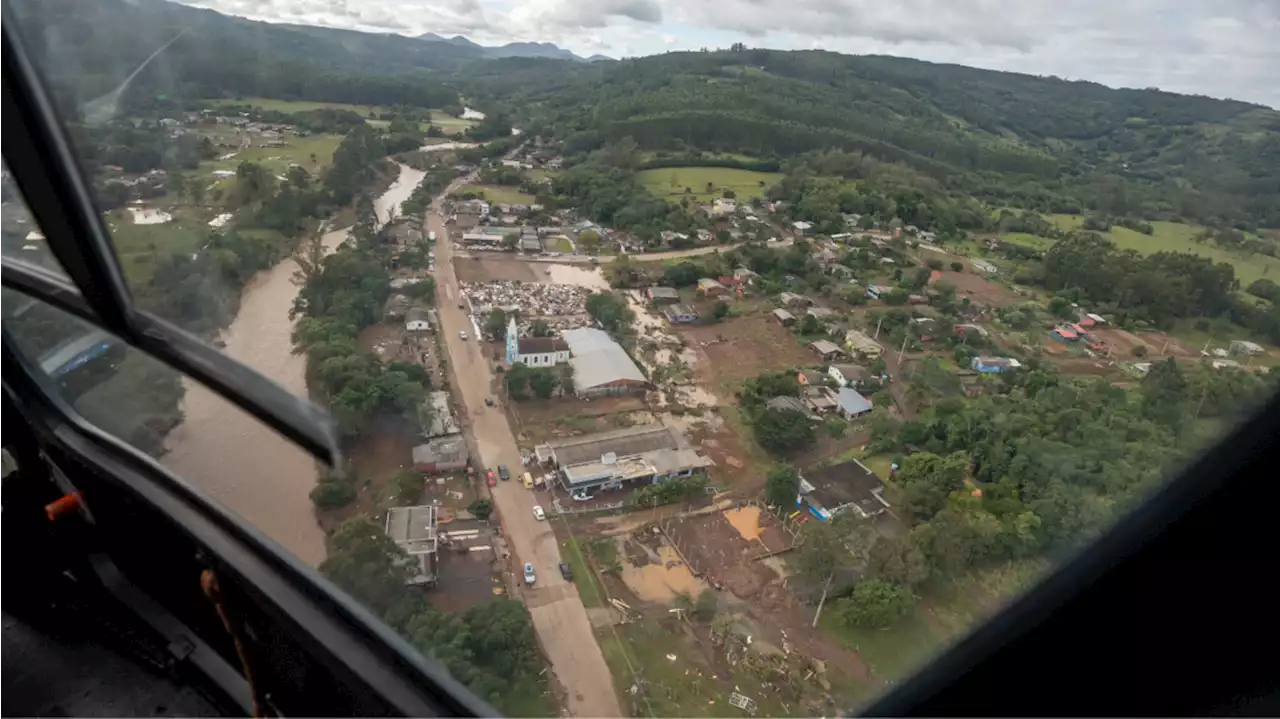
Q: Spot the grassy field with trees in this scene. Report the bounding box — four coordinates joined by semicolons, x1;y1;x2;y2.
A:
637;166;783;202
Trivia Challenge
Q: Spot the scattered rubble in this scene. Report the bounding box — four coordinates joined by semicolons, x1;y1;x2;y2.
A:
461;280;592;316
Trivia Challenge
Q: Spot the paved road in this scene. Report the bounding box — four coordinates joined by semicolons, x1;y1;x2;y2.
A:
427;189;623;718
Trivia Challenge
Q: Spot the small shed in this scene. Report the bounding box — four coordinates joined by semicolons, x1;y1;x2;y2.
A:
647;286;680;304
772;308;796;326
810;340;845;361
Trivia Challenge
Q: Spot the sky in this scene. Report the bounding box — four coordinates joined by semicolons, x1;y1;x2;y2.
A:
174;0;1280;107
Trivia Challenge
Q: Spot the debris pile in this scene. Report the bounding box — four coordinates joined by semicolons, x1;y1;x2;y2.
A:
461;280;592;316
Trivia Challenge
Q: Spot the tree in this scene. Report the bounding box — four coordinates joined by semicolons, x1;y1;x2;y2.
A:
712;300;730;321
837;579;915;628
485;308;508;339
884;288;910;306
867;535;929;586
765;465;800;510
319;518;413;616
926;258;944;270
529;368;559;399
1133;344;1149;358
694;589;718;620
798;313;823;334
469;498;494;521
392;470;423;504
577;229;600;253
896;451;969;522
1048;296;1075;318
825;416;848;437
310;477;356;509
530;319;552;337
950;261;964;272
585;292;634;335
754;408;816;454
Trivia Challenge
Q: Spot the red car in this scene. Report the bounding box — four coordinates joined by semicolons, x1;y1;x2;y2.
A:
487;470;497;487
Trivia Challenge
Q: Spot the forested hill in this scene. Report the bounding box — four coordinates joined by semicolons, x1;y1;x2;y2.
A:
8;0;471;113
487;50;1280;228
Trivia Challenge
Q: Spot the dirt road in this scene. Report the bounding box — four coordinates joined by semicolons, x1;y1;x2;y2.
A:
428;191;622;717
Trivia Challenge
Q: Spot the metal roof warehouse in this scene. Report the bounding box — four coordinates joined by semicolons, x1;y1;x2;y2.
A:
536;424;713;493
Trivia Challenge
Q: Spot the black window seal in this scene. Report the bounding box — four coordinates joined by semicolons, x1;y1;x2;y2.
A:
2;336;497;717
2;259;340;467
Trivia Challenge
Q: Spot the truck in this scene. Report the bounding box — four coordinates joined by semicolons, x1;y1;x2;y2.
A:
427;231;437;242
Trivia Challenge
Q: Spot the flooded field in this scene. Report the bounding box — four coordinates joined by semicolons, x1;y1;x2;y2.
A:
617;538;708;603
546;264;609;289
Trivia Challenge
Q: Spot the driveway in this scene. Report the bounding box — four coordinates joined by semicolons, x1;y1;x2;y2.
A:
427;193;623;717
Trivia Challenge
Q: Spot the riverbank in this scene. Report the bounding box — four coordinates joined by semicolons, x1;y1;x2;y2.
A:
163;162;426;568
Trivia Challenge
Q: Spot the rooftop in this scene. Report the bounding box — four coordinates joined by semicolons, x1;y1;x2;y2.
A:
800;459;888;517
385;505;438;556
829;363;869;381
517;336;569;355
648;286;680;299
563;327;648;391
810;340;843;356
836;387;873;415
543;424;682;467
766;395;819;420
412;436;468;465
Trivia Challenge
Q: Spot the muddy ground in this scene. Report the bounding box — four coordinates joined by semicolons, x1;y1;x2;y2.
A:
676;313;820;393
454;256;546;283
945;268;1028;308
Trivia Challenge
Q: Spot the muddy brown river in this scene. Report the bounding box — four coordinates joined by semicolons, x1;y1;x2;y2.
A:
162;164;425;566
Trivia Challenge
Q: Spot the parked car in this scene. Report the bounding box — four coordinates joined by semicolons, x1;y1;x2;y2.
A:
570;491;592;502
485;397;495;407
523;562;536;585
559;563;573;581
486;471;496;487
532;505;546;521
459;330;468;340
497;464;510;480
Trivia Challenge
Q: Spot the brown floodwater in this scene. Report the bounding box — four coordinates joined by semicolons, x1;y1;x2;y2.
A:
162;164;424;567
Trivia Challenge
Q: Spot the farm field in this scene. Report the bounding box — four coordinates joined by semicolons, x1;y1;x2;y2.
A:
203;98;476;135
545;236;573;254
459;184;536;205
1046;215;1280;287
105;210;211;284
638;166;783;203
207;133;344;176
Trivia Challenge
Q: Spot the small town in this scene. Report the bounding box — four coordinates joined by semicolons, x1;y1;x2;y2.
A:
4;4;1277;715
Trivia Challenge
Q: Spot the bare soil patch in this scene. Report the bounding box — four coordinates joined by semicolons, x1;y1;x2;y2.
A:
676;314;817;392
946;270;1025;308
453;256;543;283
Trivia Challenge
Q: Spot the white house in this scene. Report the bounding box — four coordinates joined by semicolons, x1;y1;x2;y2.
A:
405;308;432;332
970;259;999;275
712;198;737;215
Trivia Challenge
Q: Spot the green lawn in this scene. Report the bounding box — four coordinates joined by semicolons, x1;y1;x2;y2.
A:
206;133;343;176
460;184;536;205
547;236;574;254
1046;215;1280;287
558;538;606;608
820;560;1046;685
104;210;210;284
999;232;1053;250
638;166;783;203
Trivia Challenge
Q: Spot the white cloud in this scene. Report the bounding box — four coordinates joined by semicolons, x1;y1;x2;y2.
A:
173;0;1280;106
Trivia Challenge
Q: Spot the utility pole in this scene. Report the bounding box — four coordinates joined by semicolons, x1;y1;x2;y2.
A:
873;316;884;341
897;333;910;367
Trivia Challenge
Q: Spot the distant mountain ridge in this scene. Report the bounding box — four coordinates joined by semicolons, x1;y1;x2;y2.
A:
416;33;589;62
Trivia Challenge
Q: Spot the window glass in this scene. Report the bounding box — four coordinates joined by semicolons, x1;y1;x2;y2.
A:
1;162;73;281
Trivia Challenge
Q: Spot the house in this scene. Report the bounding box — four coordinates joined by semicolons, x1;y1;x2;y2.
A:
505;318;570;367
773;308;796;326
907;294;930;305
384;294;411;320
811;248;838;266
797;369;825;386
971;356;1022;373
804;385;839;414
809;340;845;361
663;304;700;324
733;267;758;284
519;236;543;253
385;505;438;586
536;424;712;495
696;278;728;296
766;395;820;421
835;388;873;419
970;259;999;275
807;307;835;319
797;459;889;520
828;363;869;388
696;229;713;243
1230;340;1264;356
405;307;432;332
792;220;813;235
954;323;989;338
778;292;811;308
866;284;894;300
412;436;469;472
844;330;883;359
562;327;651;397
711;197;737;215
647;286;681;304
1051;326;1079;342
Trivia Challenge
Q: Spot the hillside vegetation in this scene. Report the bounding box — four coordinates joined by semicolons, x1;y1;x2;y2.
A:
483;50;1280;230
